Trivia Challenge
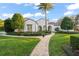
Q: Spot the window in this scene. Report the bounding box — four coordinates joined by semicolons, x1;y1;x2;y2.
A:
27;24;32;32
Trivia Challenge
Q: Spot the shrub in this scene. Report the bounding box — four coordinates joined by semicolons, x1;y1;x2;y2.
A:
70;36;79;50
23;32;42;36
0;27;4;31
7;31;51;36
4;18;14;32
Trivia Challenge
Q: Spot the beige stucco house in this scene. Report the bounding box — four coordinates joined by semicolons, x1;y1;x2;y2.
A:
24;18;54;32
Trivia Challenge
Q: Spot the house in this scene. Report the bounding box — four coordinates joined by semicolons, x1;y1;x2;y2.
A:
24;18;54;32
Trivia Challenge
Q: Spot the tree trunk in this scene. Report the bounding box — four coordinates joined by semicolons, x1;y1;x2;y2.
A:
45;9;47;31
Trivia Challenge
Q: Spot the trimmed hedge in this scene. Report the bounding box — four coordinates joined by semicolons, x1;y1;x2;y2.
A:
70;36;79;50
7;31;51;36
0;27;4;31
62;45;74;56
56;31;79;34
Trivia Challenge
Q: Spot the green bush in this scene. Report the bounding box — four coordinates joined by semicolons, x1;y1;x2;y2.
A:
4;18;14;32
0;27;4;31
23;32;42;36
7;31;51;36
56;31;79;34
70;36;79;50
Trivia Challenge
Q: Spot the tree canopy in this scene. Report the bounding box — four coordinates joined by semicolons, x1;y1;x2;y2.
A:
60;17;74;30
11;13;24;30
0;19;4;27
4;18;14;32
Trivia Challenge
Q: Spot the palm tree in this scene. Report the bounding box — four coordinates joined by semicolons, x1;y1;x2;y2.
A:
38;3;54;31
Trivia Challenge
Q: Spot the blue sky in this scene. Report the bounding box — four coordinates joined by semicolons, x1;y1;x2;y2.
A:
0;3;79;22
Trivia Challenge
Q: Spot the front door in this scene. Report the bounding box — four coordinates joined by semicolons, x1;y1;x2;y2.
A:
27;24;32;32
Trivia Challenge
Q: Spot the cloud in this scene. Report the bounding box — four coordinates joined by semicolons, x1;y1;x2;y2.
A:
15;3;22;5
47;11;49;13
23;13;33;17
35;12;44;16
0;13;13;20
67;3;79;10
33;3;40;9
34;3;40;6
64;11;74;16
51;19;58;22
33;6;39;9
0;12;44;19
2;13;13;17
23;12;44;18
29;3;39;9
24;3;32;6
64;3;79;16
1;13;13;19
16;3;32;7
1;6;7;8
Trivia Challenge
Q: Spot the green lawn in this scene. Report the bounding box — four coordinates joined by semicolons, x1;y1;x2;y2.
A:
0;36;40;56
49;33;79;56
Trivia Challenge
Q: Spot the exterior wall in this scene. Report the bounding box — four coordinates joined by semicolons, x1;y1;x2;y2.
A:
37;19;49;31
24;20;38;32
48;24;54;31
24;18;55;32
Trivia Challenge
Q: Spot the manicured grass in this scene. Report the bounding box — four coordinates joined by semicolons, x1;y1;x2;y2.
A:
49;33;79;56
0;36;40;56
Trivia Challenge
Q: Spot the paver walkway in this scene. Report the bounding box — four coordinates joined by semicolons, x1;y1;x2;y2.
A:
30;33;55;56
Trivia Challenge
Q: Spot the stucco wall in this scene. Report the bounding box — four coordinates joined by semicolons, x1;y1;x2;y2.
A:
37;19;49;30
24;18;55;32
24;20;38;32
48;24;54;31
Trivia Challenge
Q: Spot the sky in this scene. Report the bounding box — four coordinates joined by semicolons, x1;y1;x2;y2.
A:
0;3;79;22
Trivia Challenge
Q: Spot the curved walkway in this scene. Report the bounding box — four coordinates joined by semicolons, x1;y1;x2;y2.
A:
30;33;55;56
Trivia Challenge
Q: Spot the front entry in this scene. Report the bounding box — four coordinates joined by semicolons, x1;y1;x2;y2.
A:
27;24;32;32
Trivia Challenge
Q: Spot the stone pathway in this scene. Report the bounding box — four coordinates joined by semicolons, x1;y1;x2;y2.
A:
30;33;55;56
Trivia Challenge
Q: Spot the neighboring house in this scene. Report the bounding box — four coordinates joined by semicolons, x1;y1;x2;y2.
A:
68;15;79;31
24;18;54;32
56;15;79;31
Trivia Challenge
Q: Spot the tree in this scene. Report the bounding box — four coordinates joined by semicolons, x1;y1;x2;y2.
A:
4;18;14;32
60;17;74;30
0;19;4;27
0;19;4;31
38;3;54;31
11;13;24;32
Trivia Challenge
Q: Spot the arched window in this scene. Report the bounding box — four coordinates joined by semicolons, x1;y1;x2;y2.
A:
48;26;52;31
38;26;42;31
